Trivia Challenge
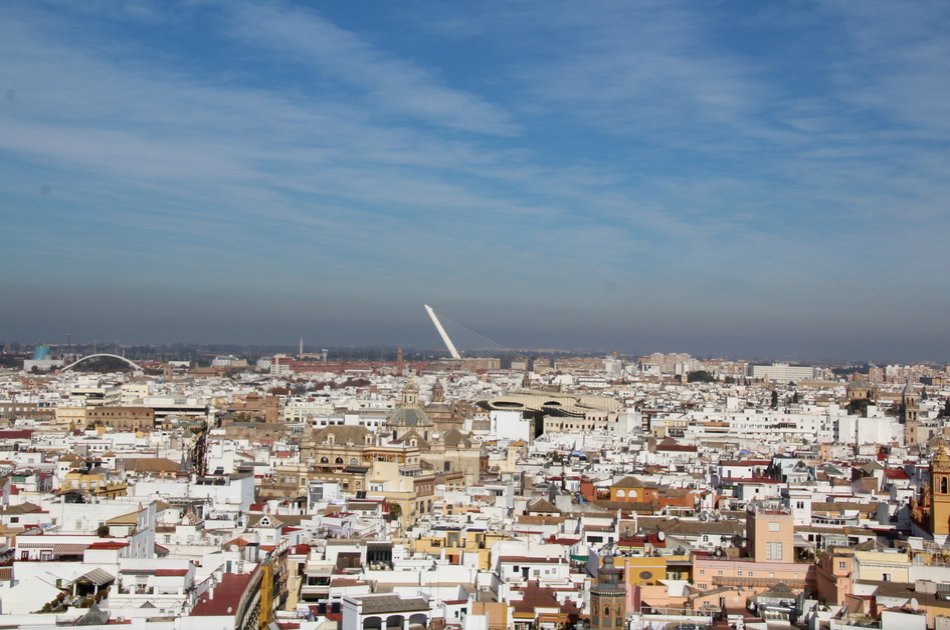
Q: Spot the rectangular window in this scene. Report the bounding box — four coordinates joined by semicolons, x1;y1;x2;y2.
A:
768;522;780;532
766;542;783;561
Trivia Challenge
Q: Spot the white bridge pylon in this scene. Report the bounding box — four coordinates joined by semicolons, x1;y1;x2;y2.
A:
424;304;462;359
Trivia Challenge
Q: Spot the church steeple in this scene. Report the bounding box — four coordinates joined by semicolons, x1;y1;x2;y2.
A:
401;378;419;407
930;444;950;541
431;379;445;404
590;555;626;630
902;381;920;446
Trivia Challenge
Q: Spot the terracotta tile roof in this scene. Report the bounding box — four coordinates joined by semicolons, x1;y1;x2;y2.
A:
88;541;129;550
884;468;910;480
190;572;255;616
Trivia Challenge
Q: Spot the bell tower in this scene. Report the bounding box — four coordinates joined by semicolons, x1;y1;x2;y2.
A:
431;379;445;404
590;555;626;630
902;382;920;446
395;347;404;376
930;445;950;541
401;378;419;407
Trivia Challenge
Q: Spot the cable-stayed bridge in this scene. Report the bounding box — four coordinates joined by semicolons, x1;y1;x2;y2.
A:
424;304;523;365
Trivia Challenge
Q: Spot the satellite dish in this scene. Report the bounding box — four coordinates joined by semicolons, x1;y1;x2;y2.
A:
657;531;666;542
910;598;919;611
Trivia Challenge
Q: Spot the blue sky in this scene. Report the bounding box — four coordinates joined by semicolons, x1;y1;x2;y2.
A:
2;1;950;361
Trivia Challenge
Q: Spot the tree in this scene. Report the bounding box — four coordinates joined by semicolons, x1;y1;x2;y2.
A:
687;370;716;383
847;398;870;416
385;501;402;522
792;391;801;404
771;390;779;409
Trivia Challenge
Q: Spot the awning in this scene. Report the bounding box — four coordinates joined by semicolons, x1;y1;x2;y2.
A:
53;544;91;555
76;568;115;586
18;542;90;554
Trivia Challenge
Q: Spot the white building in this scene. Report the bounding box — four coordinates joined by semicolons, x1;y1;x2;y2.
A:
489;410;533;442
747;363;821;382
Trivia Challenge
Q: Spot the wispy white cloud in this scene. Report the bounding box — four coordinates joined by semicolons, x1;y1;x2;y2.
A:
227;2;517;136
3;0;950;355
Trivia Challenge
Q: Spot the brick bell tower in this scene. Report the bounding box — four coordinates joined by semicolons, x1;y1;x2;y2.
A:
590;555;626;630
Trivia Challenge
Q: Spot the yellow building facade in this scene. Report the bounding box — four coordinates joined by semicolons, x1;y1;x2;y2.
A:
930;446;950;538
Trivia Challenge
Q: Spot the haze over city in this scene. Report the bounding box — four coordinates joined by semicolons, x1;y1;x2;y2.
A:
9;4;950;628
3;1;950;361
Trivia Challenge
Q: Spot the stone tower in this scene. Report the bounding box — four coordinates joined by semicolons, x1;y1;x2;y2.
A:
590;555;626;630
902;382;920;446
401;378;419;407
430;379;445;404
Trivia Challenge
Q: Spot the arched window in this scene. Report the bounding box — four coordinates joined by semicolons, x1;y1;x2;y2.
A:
320;457;329;464
604;607;610;618
335;457;344;465
349;457;359;466
942;477;948;494
616;490;625;498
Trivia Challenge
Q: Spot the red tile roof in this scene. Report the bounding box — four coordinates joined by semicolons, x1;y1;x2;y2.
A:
88;541;128;550
191;572;255;617
0;430;34;440
884;469;910;480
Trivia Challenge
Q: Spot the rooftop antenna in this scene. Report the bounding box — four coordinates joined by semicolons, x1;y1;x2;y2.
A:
424;305;461;360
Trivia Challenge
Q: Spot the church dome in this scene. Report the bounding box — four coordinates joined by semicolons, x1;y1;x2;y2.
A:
388;406;432;428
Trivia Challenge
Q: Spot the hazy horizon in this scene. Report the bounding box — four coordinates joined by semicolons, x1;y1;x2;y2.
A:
4;2;950;363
